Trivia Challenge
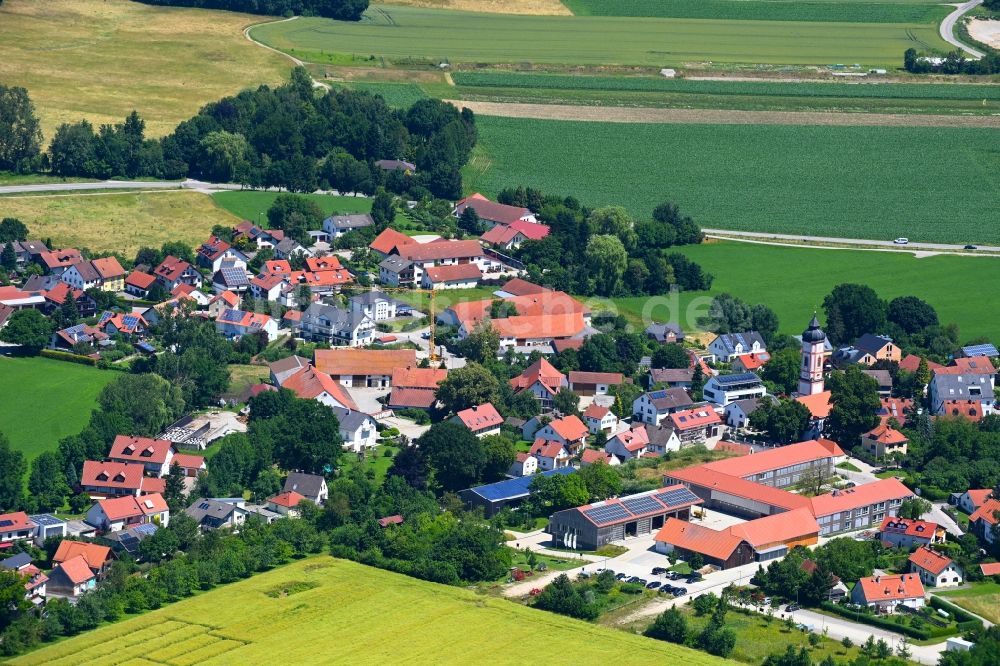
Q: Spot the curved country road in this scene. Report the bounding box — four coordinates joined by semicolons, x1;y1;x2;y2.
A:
243;17;330;89
940;0;986;58
703;229;1000;256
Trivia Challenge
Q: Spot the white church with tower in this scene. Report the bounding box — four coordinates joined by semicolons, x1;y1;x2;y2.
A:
798;314;827;396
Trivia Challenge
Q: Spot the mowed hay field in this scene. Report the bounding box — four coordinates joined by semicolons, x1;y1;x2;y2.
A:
211;190;373;221
250;5;947;68
603;241;1000;340
464;115;1000;245
9;557;730;666
0;190;239;256
0;356;115;460
0;0;289;138
560;0;947;23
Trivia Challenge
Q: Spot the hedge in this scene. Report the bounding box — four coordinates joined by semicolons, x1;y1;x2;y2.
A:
40;349;98;366
929;596;984;632
817;602;959;640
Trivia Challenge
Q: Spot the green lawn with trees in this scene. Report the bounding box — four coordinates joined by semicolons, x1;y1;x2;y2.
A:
211;190;372;224
0;356;115;460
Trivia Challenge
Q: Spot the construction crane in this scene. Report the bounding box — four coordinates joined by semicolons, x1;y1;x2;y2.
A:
361;285;439;362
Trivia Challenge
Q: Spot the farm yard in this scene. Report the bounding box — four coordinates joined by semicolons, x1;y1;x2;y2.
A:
560;0;947;23
0;356;116;460
0;0;289;138
0;190;239;256
463;115;1000;244
8;557;725;666
601;241;1000;341
249;5;948;68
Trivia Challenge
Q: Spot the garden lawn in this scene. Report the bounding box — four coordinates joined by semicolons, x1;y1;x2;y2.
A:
599;241;1000;341
0;0;288;138
9;556;731;666
940;582;1000;624
465;116;1000;245
1;190;240;256
0;356;115;460
210;191;372;223
226;364;270;400
250;5;947;68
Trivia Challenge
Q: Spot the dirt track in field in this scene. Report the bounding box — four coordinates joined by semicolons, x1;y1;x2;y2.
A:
446;100;1000;127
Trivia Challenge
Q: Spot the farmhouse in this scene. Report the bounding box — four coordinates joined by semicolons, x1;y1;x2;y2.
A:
369;228;417;259
568;371;624;396
47;556;96;599
315;348;417;388
908;546;963;587
388;366;448;410
851;574;924;613
548;485;702;551
480;313;588;351
453;192;537;227
458;467;575;517
38;248;83;276
529;439;571;471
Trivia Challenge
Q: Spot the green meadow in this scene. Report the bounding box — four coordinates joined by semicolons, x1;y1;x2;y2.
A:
211;191;372;223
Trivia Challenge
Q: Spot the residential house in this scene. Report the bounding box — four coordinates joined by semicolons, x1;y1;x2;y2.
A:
645;423;682;455
323;213;374;239
708;331;766;362
862;369;894;396
938;400;987;422
85;493;170;533
879;517;944;549
473;312;587;352
393;239;497;285
153;256;202;291
957;489;992;515
98;311;148;338
369;228;417;260
510;358;567;409
529;439;571;471
378;255;415;287
970;498;1000;544
855;334;902;363
44;282;97;318
273;237;311;261
269;355;310;385
645;323;684;344
299;302;374;347
579;449;620;467
568;371;625;396
211;260;250;294
479;219;550;250
196;236;248;272
421;263;482;290
124;271;157;298
81;461;165;498
107;435;175;477
583;403;619;435
349;291;398;322
453;193;538;228
648;367;695;389
375;159;416;173
725;397;772;430
47;556;97;599
878;397;914;427
796;390;833;438
508;453;538;477
280;365;360;412
909;552;961;587
267;491;307;517
702;373;766;407
30;514;67;542
929;374;995;416
64;257;125;292
249;273;285;302
215;308;279;342
851;574;925;613
60;260;103;291
861;424;908;459
454;403;504;438
731;352;771;374
534;415;589;454
604;425;651;461
0;553;47;603
49;323;109;352
38;248;83;276
314;348;417;388
171;453;207;478
388;366;448;411
0;239;47;267
632;388;695;426
207;290;240;318
283;472;328;505
185;498;247;531
0;512;35;545
331;406;378;453
669;407;723;445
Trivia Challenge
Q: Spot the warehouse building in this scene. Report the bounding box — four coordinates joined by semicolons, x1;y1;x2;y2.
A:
547;485;702;550
459;468;575;517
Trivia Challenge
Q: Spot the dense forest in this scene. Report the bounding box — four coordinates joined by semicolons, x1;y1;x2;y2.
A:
133;0;369;21
36;68;476;199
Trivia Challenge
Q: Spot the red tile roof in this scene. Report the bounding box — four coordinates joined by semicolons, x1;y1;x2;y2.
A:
727;507;819;548
81;460;144;491
171;453;205;471
665;466;812;511
879;516;939;538
655;518;746;561
389;387;437;409
970;498;1000;526
108;435;174;465
501;278;550;296
53;540;111;569
91;256;125;279
197;236;232;261
965;489;993;510
733;352;771;370
714;441;752;456
125;271;156;290
610;425;650;452
855;574;924;602
480;220;550;245
315;348;417;377
899;354;943;373
0;512;34;533
908;546;953;575
937;356;996;375
455;193;533;226
263;259;292;275
580;449;617;465
282;365;359;411
455;403;503;431
40;249;82;270
700;439;843;479
489;313;586;341
669;407;721;431
809;478;913;518
153;255;193;281
377;514;404;527
211;290;240;308
879;397;913;427
546;415;589;442
568;371;624;386
796;390;833;418
269;491;306;508
980;562;1000;576
304;256;344;272
400;239;483;263
424;263;482;283
583;403;610;420
369;228;416;255
530;439;568;459
510;358;565;396
392;366;448;390
251;273;285;291
57;555;96;585
864;424;908;445
940;400;985;421
96;493;168;521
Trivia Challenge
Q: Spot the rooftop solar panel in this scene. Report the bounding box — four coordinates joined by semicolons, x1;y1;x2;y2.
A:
656;487;700;508
28;514;62;527
715;373;761;386
963;344;998;357
621;496;664;516
583;504;630;524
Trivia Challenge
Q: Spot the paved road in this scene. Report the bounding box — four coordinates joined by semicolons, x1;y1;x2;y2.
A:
703;228;1000;255
0;179;245;195
791;608;945;665
941;0;986;58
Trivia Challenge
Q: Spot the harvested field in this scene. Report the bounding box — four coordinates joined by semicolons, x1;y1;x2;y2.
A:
448;100;1000;127
388;0;570;13
968;18;1000;48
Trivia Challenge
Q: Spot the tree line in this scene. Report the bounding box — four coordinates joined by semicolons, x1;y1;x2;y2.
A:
1;70;476;200
904;47;1000;75
134;0;369;21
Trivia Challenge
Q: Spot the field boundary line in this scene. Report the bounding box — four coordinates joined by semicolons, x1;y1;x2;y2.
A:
704;230;1000;258
446;99;1000;127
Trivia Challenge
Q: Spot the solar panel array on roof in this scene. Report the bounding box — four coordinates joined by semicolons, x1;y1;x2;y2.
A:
714;373;761;386
121;315;139;329
133;523;158;536
656;486;701;508
962;344;998;357
583;504;631;525
221;267;249;286
219;308;245;324
468;468;575;502
621;495;664;516
0;520;12;528
29;514;62;527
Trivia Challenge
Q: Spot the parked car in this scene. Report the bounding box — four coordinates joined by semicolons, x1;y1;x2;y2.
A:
651;567;667;576
659;586;674;595
646;581;662;590
420;332;431;339
615;573;628;581
894;237;909;245
668;571;682;580
673;586;688;596
965;245;977;250
686;573;702;583
786;603;801;612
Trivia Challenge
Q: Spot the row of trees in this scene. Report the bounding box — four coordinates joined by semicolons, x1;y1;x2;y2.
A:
134;0;369;21
13;70;476;200
904;48;1000;75
500;187;711;297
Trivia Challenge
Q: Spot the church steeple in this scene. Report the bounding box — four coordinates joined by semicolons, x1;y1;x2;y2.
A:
798;313;827;396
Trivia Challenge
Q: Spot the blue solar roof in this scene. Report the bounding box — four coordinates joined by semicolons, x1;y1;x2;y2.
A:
468;467;575;502
219;308;246;324
713;373;762;386
962;344;998;358
136;342;156;353
220;267;249;286
132;523;158;536
29;513;63;527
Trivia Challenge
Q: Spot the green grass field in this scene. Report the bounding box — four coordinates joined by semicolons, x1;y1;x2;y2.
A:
9;556;730;666
561;0;946;23
210;191;372;222
250;5;947;68
464;115;1000;244
1;190;240;256
0;356;115;460
940;582;1000;624
599;241;1000;340
342;81;429;108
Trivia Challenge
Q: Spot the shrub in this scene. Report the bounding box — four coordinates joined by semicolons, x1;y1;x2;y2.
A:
40;349;97;366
